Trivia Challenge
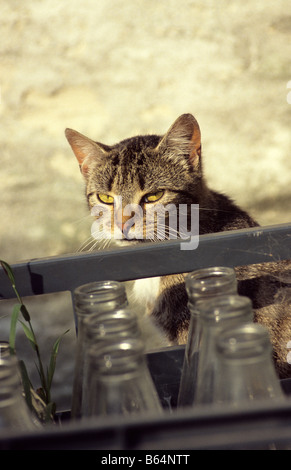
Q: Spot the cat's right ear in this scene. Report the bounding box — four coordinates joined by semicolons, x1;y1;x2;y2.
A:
65;129;108;177
156;114;201;172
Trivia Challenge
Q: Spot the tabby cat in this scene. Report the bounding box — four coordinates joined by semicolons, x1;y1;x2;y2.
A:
65;114;291;378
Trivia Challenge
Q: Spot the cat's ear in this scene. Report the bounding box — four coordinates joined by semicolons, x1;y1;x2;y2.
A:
157;114;201;169
65;128;108;177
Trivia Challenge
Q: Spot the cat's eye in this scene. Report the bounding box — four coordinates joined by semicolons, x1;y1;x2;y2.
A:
143;190;164;203
98;193;114;204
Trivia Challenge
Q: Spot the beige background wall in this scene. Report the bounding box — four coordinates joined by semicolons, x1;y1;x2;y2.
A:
0;1;291;409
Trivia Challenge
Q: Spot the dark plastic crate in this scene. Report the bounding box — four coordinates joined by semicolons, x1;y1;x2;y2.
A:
1;346;291;450
1;224;291;449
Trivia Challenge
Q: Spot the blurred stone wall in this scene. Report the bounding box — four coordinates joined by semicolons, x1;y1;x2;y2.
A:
0;0;291;410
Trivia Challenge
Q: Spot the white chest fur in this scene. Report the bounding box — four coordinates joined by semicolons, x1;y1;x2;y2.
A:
125;276;169;350
130;276;161;311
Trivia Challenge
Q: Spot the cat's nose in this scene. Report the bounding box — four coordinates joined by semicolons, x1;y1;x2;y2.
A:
116;214;134;233
116;221;126;232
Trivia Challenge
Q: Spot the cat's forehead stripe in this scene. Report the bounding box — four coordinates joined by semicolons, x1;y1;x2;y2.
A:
110;142;150;189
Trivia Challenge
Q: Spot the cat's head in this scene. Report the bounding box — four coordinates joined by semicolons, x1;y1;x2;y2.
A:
65;114;203;245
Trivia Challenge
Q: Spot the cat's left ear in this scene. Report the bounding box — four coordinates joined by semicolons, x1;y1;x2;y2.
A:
157;114;201;170
65;128;108;177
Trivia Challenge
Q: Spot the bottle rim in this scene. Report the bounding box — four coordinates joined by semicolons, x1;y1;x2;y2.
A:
216;323;271;360
197;294;252;322
186;267;237;297
74;280;127;307
88;338;145;374
85;308;137;325
85;308;140;338
74;280;124;297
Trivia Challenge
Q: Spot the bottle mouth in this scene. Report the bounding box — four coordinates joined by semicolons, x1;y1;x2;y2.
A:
196;294;252;323
216;323;271;360
88;338;145;375
186;267;237;298
74;280;127;309
85;308;140;339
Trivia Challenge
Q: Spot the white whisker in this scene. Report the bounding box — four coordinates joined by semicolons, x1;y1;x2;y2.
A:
77;235;96;252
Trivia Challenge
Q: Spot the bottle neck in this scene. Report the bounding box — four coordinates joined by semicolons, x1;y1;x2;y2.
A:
0;356;23;406
0;342;10;359
214;323;284;403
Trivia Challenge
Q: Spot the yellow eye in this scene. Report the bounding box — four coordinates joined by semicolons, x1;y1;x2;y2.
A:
144;190;164;203
98;194;114;204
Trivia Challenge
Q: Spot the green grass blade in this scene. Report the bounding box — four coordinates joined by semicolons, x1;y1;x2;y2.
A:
20;304;31;322
44;402;56;423
0;260;23;304
9;303;22;354
18;320;37;351
47;329;70;391
18;359;33;411
0;260;16;286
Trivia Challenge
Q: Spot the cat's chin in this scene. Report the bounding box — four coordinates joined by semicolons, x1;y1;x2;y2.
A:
111;238;146;248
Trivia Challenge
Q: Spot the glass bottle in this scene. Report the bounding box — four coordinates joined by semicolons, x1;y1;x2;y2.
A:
0;355;37;431
0;341;10;359
80;309;142;417
214;323;285;406
178;267;237;407
193;294;253;405
86;338;162;417
71;280;128;419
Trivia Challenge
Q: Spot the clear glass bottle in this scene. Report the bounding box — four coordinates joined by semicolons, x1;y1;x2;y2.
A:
80;309;142;417
0;341;10;359
0;355;37;431
178;267;238;407
193;294;253;405
214;323;285;406
71;280;128;419
86;338;162;417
